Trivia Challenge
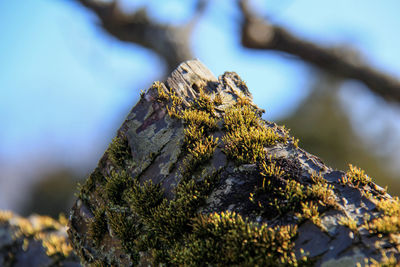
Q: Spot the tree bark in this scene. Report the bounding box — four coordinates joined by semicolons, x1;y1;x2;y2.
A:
68;60;400;266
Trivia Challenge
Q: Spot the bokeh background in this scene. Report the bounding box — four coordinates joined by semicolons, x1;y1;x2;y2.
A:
2;0;400;218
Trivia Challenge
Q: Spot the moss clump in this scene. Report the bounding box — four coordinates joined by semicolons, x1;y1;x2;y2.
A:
222;104;286;164
361;195;400;238
108;136;132;169
338;216;358;233
5;212;74;259
365;212;400;236
250;158;337;227
170;211;307;266
88;208;107;247
0;210;13;223
109;211;141;264
308;173;337;208
362;252;400;267
295;202;322;228
223;104;260;131
341;164;372;188
192;87;215;114
181;109;217;130
376;197;400;217
124;180;164;221
105;170;132;205
154;81;169;102
223;124;283;164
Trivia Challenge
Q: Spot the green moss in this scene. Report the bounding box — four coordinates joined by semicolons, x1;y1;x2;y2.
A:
341;164;372;188
223;104;260;132
148;171;220;246
376;197;400;216
363;252;399;267
170;211;308;266
78;84;313;265
107;209;141;264
192;87;215;114
105;170;132;205
250;158;337;227
88;208;107;247
124;179;164;221
181;109;218;130
108;136;132;169
338;216;358;233
295;202;322;228
222;104;285;164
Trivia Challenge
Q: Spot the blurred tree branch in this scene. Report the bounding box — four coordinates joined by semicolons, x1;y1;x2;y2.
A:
239;0;400;102
75;0;400;103
75;0;207;74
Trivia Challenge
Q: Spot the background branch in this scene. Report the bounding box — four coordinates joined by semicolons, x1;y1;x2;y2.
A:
76;0;207;74
239;0;400;102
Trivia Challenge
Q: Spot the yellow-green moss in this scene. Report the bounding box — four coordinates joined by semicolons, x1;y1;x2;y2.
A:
108;136;132;169
338;216;358;232
170;211;308;266
5;212;74;258
77;83;313;265
296;202;322;228
365;214;400;236
222;104;286;164
362;252;400;267
192;87;215;114
376;197;400;217
88;208;107;247
250;158;337;228
340;164;372;188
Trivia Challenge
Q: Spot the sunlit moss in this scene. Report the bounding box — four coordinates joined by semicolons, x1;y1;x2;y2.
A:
361;252;400;267
37;232;73;257
222;124;283;164
376;197;400;217
339;216;358;232
170;211;307;266
213;93;223;106
181;109;217;130
222;104;286;164
341;164;372;188
188;136;218;164
296;202;322;228
5;213;74;258
183;124;204;150
307;182;336;208
223;104;260;131
154;81;169;102
0;210;13;223
261;160;285;180
364;215;400;236
192;87;215;114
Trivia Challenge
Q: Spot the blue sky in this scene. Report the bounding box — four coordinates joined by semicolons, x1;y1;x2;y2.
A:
1;0;400;210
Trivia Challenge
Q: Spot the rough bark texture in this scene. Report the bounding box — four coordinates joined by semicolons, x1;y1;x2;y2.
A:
68;60;400;266
0;211;80;267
